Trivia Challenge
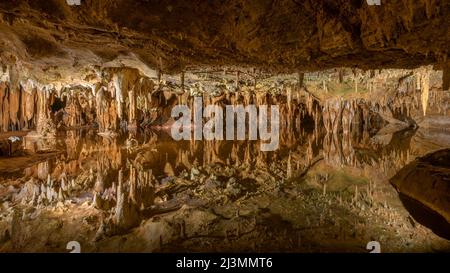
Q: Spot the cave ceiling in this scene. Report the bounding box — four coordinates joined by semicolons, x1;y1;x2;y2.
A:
0;0;449;86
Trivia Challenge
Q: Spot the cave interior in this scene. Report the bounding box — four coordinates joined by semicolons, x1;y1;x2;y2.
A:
0;0;449;253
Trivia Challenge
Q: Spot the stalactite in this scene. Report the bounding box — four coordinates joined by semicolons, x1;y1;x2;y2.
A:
443;64;450;91
0;82;7;132
112;73;124;120
2;82;10;132
287;86;292;127
420;68;430;116
128;86;137;126
298;72;304;88
181;71;185;93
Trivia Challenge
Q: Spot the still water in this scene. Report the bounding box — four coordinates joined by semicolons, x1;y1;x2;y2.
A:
0;124;449;252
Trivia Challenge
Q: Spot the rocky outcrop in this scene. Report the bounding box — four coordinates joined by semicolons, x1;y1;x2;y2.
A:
390;149;450;239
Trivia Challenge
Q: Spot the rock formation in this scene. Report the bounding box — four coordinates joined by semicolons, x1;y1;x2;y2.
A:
0;0;449;254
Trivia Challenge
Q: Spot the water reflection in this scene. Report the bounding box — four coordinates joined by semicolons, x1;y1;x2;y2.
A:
0;120;449;252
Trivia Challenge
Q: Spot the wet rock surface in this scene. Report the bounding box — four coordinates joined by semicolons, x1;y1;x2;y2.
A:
390;149;450;240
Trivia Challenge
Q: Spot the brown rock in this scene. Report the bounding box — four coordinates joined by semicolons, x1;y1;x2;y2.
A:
390;149;450;239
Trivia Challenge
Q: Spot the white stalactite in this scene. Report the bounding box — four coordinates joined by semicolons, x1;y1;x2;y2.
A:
112;73;124;119
420;68;430;116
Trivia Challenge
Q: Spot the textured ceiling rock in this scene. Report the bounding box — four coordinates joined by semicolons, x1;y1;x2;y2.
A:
0;0;449;82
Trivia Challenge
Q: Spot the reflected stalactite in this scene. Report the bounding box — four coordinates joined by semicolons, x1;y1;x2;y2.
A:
1;65;450;251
